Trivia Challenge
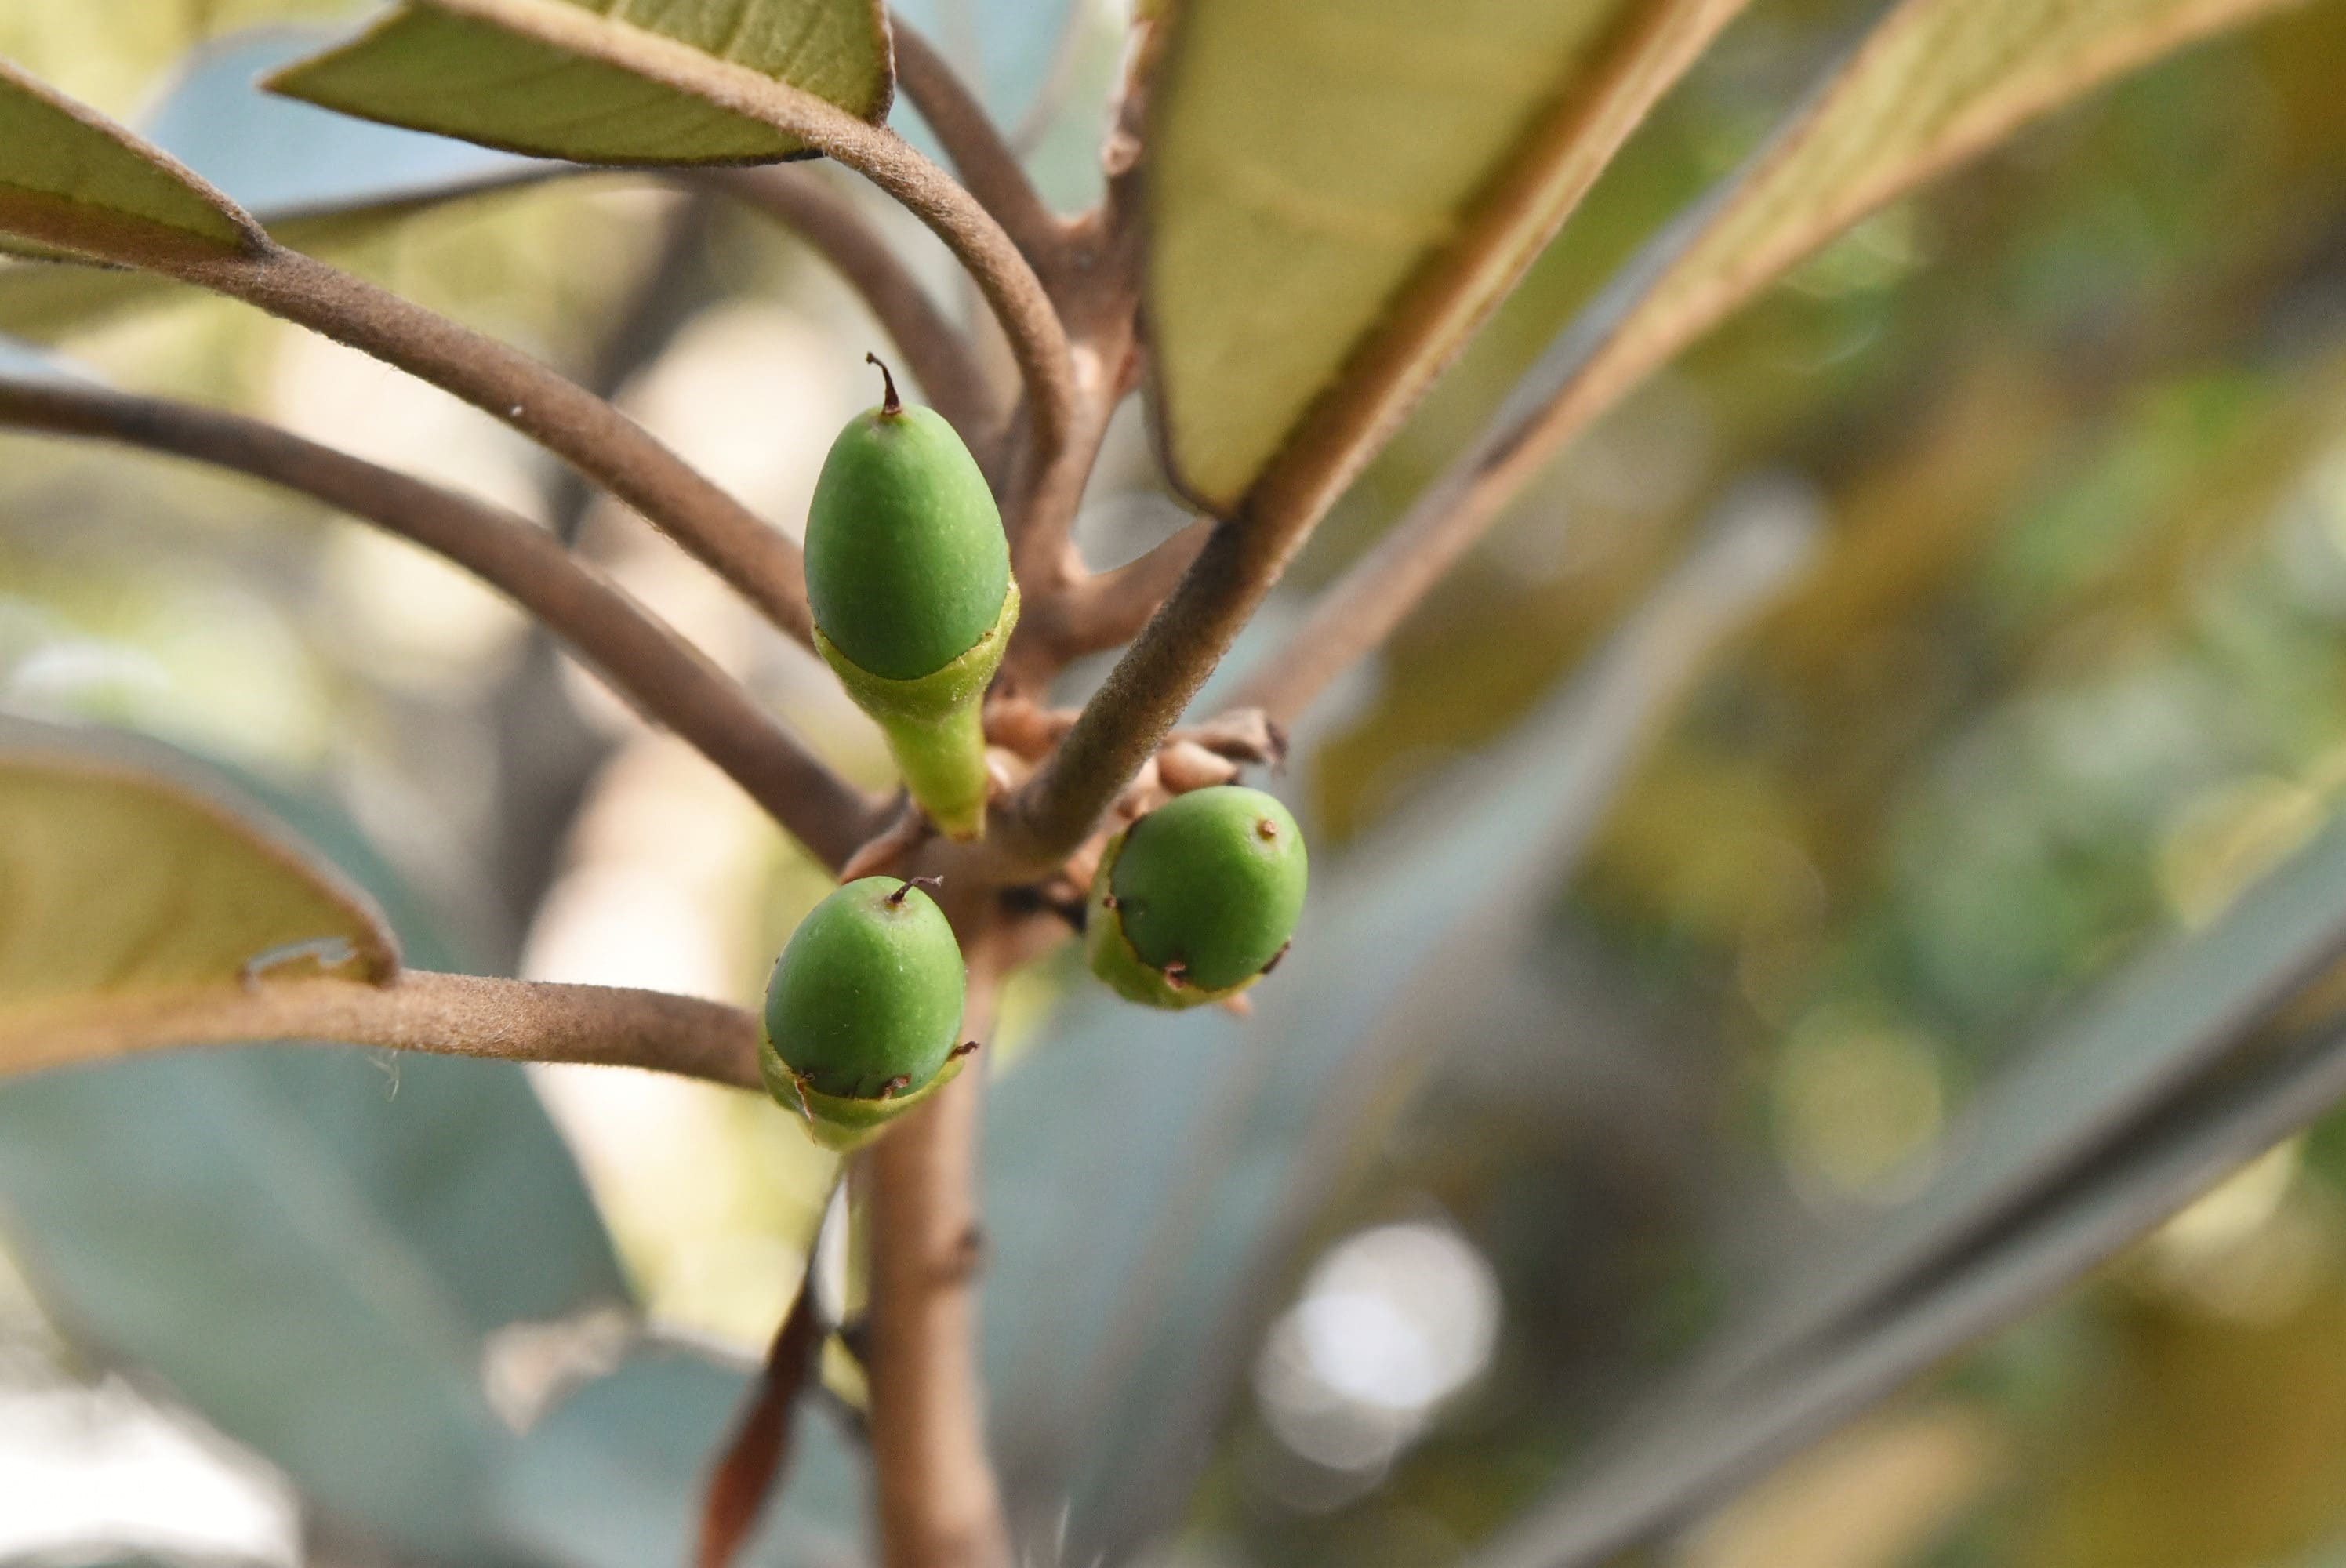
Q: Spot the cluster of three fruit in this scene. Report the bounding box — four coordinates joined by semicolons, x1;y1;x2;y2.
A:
761;362;1306;1147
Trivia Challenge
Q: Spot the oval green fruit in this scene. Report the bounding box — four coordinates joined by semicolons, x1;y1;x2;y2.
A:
805;361;1009;683
1088;785;1308;1009
760;877;968;1144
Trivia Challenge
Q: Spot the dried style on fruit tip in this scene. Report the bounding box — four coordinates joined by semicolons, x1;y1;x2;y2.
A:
805;355;1017;840
760;877;976;1149
1088;785;1308;1011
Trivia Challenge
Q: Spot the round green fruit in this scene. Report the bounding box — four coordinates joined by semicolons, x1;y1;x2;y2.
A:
760;877;970;1148
1087;785;1309;1009
805;358;1010;684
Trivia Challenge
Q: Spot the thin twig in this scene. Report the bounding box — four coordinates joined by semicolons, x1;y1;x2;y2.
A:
862;932;1011;1568
1016;515;1211;664
892;20;1065;268
1001;514;1277;866
180;241;819;644
546;190;728;545
1000;9;1158;608
0;970;764;1090
424;0;1077;476
702;165;1001;440
0;376;878;866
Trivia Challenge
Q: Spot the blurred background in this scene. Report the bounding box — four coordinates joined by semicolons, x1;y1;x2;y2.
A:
7;1;2346;1565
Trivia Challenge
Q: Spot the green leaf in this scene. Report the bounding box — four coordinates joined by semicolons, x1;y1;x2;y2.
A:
0;27;554;339
0;730;630;1559
1444;0;2315;525
496;1341;869;1566
147;27;551;222
0;717;400;1077
1467;995;2346;1566
267;0;893;167
982;506;1816;1553
1711;815;2346;1388
1142;0;1749;514
0;56;262;263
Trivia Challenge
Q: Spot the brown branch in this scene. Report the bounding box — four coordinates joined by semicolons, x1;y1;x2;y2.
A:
862;936;1010;1568
0;970;762;1090
0;376;878;867
427;0;1076;476
172;241;818;645
702;165;1001;440
545;190;728;543
1000;513;1284;867
1000;13;1159;594
1016;516;1211;664
891;20;1065;268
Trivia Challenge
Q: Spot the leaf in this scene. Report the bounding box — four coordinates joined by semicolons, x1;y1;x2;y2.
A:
0;728;631;1558
143;27;551;223
0;55;263;264
266;0;894;167
889;0;1080;132
0;716;399;1077
982;503;1818;1554
1142;0;1750;514
0;27;558;339
1710;810;2346;1385
1440;787;2346;1563
1442;0;2313;527
1465;1018;2346;1568
496;1340;870;1568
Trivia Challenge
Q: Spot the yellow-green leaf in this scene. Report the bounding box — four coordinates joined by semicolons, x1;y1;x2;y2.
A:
1484;0;2315;504
0;722;399;1073
267;0;893;166
1144;0;1749;515
0;57;262;264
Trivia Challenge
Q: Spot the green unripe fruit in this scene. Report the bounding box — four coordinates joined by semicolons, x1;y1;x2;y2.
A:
1087;785;1309;1010
805;358;1017;840
806;365;1009;682
759;876;971;1149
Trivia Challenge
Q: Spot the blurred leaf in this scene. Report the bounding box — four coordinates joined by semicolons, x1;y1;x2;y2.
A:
1468;1015;2346;1568
0;55;261;263
889;0;1077;133
496;1340;868;1568
1708;813;2346;1385
0;723;630;1559
0;716;399;1077
1458;0;2312;507
267;0;893;166
1144;0;1749;513
0;332;89;381
984;503;1818;1555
